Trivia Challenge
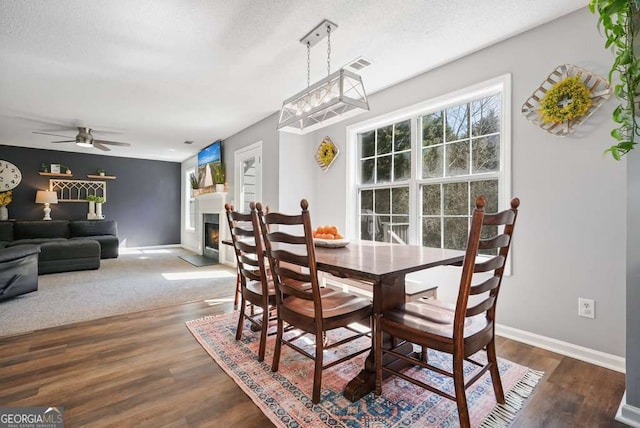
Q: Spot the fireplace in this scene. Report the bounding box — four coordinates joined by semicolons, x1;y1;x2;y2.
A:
203;213;219;262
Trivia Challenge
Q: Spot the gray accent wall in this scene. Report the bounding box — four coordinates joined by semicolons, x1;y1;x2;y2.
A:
1;145;181;247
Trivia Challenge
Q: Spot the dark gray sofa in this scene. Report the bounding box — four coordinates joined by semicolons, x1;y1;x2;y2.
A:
0;244;40;301
0;220;119;275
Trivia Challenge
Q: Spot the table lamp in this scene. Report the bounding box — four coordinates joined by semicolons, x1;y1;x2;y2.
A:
35;190;58;220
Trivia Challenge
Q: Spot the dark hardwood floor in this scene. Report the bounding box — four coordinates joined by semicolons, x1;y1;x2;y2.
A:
0;300;627;427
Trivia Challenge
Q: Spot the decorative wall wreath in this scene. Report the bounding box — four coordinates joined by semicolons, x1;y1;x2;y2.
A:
521;64;611;136
315;136;339;171
538;76;593;124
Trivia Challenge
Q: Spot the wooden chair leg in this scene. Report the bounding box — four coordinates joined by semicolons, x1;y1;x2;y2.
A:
487;339;505;403
271;318;284;372
235;296;245;341
453;354;471;428
233;271;241;310
312;330;324;404
374;313;383;395
257;306;268;362
420;346;428;363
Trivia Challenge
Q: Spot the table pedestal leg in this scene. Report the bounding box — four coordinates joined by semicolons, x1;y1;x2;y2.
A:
344;275;407;401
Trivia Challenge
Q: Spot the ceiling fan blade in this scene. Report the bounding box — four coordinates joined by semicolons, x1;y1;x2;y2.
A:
93;139;131;147
93;142;111;152
33;131;74;139
51;140;75;143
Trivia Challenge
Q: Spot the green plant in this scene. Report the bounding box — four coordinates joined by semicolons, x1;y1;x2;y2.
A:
212;163;225;184
189;171;201;189
96;168;106;175
86;195;104;203
590;0;640;159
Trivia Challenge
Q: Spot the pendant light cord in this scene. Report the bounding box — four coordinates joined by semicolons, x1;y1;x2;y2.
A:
327;25;331;75
307;41;311;87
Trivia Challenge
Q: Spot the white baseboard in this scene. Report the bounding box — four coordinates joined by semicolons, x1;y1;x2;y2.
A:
495;324;625;373
616;392;640;427
181;244;200;254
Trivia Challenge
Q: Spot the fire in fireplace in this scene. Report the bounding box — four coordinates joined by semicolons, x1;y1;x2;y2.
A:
203;213;219;262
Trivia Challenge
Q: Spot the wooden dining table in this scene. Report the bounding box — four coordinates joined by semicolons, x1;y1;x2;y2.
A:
313;240;465;401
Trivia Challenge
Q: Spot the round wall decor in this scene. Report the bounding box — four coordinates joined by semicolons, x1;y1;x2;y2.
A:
315;136;339;171
0;160;22;191
522;64;611;136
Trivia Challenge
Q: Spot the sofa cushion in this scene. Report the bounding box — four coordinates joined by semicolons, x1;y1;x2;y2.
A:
70;220;117;237
38;240;100;274
38;239;100;261
6;238;68;247
14;220;70;240
0;222;13;241
70;235;119;259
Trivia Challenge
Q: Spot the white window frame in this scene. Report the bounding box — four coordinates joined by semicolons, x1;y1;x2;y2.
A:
185;168;196;231
345;74;512;251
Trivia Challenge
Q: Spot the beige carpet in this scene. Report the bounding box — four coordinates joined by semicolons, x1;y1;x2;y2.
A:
0;247;236;337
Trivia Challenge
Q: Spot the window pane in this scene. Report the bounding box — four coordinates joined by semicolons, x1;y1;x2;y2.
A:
472;95;501;137
394;152;411;181
361;189;373;212
392;187;409;214
377;125;393;155
443;217;468;250
445;140;470;176
376;155;392;182
375;188;390;214
377;215;390;242
422;184;441;215
445;104;469;141
422;112;443;146
422;145;443;178
394;120;411;151
361;159;375;184
443;182;468;215
470;180;498;213
360;131;375;158
360;215;375;240
472;135;500;174
422;218;441;248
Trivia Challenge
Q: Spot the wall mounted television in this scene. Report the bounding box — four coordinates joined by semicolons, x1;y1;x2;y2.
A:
197;140;222;188
198;140;221;166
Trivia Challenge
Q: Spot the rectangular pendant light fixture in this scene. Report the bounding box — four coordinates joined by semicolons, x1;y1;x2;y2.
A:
277;20;369;134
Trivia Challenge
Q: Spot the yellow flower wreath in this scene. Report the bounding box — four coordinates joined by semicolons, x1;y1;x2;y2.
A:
538;75;592;124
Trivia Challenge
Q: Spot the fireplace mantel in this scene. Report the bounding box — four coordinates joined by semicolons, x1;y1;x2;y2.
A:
195;192;232;266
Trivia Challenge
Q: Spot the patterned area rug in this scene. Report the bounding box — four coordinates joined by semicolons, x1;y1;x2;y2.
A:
186;312;542;427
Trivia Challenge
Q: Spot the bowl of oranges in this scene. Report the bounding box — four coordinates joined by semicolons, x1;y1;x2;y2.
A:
312;225;350;248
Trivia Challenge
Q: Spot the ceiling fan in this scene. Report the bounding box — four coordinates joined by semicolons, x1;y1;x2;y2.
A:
33;127;131;152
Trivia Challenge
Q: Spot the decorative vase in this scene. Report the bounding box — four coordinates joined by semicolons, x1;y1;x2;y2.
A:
88;201;96;219
0;205;8;221
96;202;103;219
99;172;105;176
215;184;225;193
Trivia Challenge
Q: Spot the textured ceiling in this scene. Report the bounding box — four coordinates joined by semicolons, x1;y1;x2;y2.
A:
0;0;588;162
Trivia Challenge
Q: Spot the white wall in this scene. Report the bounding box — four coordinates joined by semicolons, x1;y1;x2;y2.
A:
626;146;640;407
180;7;626;358
222;113;281;210
285;8;626;357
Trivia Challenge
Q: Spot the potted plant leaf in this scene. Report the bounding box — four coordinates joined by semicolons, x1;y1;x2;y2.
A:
212;164;225;192
97;168;106;176
589;0;640;159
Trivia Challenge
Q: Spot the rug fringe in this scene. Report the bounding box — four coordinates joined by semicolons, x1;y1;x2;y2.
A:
479;369;544;428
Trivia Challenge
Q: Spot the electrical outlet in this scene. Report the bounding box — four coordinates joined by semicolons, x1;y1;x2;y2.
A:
578;298;595;319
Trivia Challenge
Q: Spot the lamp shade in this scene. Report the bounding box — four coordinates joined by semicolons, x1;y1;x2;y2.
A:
35;190;58;204
277;69;369;134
